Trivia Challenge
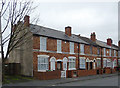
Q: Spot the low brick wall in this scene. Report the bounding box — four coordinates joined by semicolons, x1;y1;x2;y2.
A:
105;68;111;74
77;69;97;77
67;70;77;78
33;70;61;80
112;69;116;73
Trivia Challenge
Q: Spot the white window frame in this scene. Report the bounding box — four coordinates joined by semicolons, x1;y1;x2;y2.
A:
50;57;56;71
113;59;117;67
93;59;96;69
80;44;84;54
96;58;101;67
118;59;120;67
118;51;120;57
70;42;74;54
79;57;86;69
109;49;111;57
57;40;62;53
103;48;106;56
103;58;107;68
63;57;68;70
107;59;111;67
38;55;49;72
114;50;116;57
40;37;47;51
68;56;76;70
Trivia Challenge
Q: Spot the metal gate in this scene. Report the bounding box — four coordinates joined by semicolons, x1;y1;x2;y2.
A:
61;70;66;78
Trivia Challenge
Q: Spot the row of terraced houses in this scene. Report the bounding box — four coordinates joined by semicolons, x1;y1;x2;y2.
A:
6;15;120;80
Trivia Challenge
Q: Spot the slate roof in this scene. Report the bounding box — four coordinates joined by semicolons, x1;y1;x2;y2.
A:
30;24;119;50
78;36;99;47
30;24;88;44
96;40;118;50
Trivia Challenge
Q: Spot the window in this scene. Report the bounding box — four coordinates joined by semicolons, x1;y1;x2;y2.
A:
79;57;86;69
97;48;100;55
63;57;68;70
103;58;107;68
40;37;47;51
57;40;61;52
109;49;111;57
70;42;74;54
118;59;120;67
114;50;116;57
50;57;56;71
90;46;92;54
97;58;101;67
68;57;76;70
113;59;117;67
103;48;106;56
80;44;84;54
38;55;49;71
119;51;120;57
107;59;111;67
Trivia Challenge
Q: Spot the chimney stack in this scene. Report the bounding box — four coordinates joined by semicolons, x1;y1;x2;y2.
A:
65;26;71;36
24;15;30;27
107;38;112;46
90;32;96;42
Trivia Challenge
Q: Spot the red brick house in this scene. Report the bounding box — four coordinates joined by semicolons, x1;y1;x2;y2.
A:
8;15;120;80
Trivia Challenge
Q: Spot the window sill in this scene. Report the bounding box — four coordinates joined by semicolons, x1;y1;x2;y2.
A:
39;50;48;52
69;53;75;54
57;51;62;53
68;68;76;70
80;53;85;55
38;70;47;72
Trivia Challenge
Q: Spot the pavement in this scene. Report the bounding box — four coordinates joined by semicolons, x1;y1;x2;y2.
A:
3;72;119;86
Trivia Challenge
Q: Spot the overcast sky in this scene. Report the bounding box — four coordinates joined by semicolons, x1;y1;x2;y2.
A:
31;1;118;45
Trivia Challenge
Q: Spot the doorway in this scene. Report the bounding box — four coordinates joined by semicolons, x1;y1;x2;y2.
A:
90;62;93;70
57;61;62;70
86;62;89;70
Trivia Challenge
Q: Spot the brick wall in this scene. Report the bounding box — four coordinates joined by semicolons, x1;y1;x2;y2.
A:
33;70;61;80
85;45;90;54
92;46;98;55
77;69;97;77
67;70;77;78
33;36;40;49
33;52;79;72
74;43;78;53
32;35;118;79
62;40;69;52
47;38;57;51
105;68;111;74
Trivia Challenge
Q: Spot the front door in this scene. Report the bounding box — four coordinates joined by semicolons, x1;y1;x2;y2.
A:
86;62;89;70
90;62;93;70
57;61;62;70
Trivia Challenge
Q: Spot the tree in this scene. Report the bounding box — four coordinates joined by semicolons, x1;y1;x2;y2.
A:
0;0;38;81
